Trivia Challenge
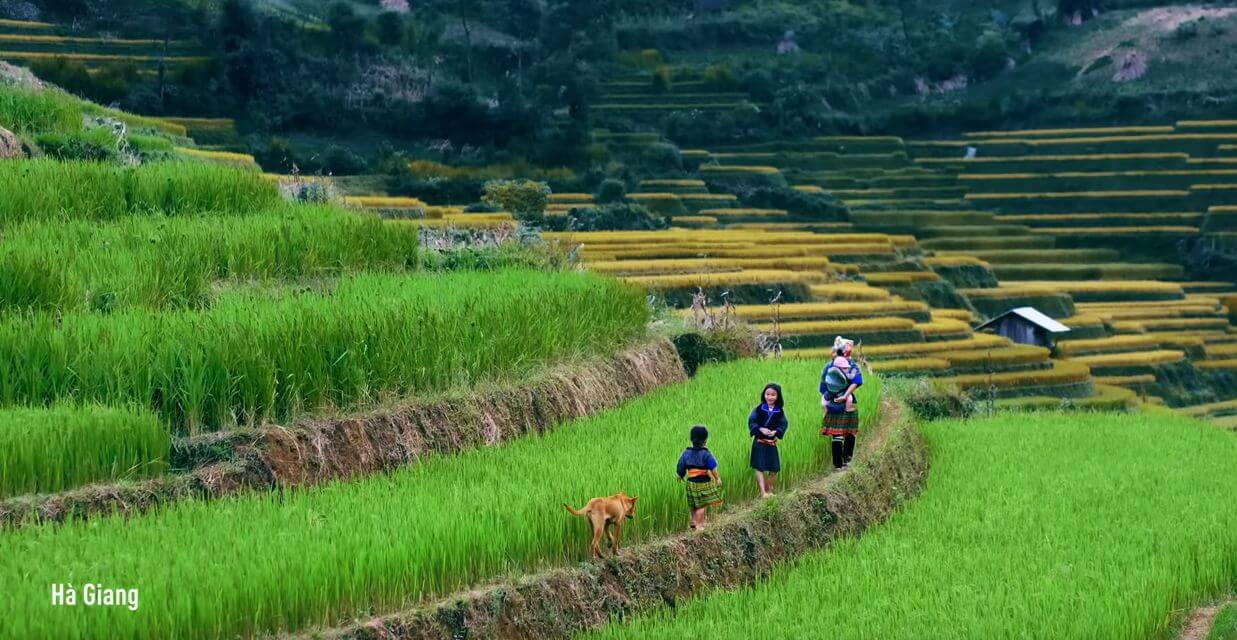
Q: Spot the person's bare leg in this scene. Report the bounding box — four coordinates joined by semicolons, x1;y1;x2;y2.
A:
690;507;704;530
754;470;767;497
766;473;776;496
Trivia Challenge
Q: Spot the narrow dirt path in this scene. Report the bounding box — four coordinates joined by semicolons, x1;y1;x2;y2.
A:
1180;598;1234;640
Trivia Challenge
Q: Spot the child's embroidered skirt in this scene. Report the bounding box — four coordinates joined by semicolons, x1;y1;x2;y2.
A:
685;480;724;510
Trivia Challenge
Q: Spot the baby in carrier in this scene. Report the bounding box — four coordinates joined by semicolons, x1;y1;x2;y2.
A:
825;350;856;412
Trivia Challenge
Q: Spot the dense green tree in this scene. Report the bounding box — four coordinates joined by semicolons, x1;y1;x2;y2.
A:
328;2;367;49
376;11;405;46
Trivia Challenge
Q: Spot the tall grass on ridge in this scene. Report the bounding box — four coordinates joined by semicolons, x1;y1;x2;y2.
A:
0;159;279;223
0;270;648;435
0;84;81;135
0;206;422;311
590;411;1237;640
0;360;878;639
0;404;167;498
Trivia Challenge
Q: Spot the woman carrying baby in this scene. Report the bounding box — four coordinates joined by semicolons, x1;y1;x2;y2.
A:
820;336;863;470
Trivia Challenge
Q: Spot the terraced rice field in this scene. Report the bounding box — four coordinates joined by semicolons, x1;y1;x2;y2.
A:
0;361;880;639
0;19;207;68
577;117;1237;409
590;411;1237;639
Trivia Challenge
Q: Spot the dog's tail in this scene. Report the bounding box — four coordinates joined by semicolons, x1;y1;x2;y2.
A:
563;502;587;517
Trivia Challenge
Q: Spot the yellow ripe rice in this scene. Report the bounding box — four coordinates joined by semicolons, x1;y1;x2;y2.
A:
868;357;951;373
963;126;1174;138
758;317;916;335
939;360;1092;389
944;346;1051;368
697;208;788;217
344;196;426;208
1068;350;1186;368
725;300;927;321
623;269;827;288
809;283;894;302
862;334;1012;357
914;319;970;336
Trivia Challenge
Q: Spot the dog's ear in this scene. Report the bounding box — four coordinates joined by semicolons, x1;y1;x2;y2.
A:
630;496;639;502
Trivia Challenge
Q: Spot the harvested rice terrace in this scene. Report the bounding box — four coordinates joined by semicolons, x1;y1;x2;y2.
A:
0;20;206;68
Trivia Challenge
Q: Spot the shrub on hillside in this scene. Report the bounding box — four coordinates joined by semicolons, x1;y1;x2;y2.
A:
255;137;297;174
541;202;666;232
672;328;758;377
703;63;737;90
890;378;977;421
481;179;550;220
640;142;684;175
736;186;847;220
596;178;627;204
968;31;1011;81
664;103;763;145
651;65;673;93
771;83;833;136
319;145;368;175
35;128;121;163
375;11;405;46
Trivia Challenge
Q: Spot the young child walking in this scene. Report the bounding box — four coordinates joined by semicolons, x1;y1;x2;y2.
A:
676;425;723;530
748;383;788;498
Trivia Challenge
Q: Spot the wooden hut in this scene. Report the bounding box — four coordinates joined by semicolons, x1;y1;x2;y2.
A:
974;307;1070;348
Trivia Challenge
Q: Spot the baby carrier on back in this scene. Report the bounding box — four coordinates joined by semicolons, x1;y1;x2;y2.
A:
823;363;851;403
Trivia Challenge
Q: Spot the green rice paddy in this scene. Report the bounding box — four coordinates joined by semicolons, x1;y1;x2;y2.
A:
0;404;167;497
0;159;279;222
590;411;1237;639
0;360;879;639
0;206;422;311
0;270;647;435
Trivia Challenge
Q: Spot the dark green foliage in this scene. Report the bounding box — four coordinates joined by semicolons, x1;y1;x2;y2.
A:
702;63;737;91
320;144;368;175
391;174;486;204
672;328;756;377
930;263;999;290
651;65;673;93
968;31;1010;81
595;178;627;204
734;186;846;220
543;202;667;232
327;2;368;50
376;11;406;46
914;281;977;312
254;137;296;173
664;104;764;145
640;142;683;175
891;378;977;421
35;127;121;162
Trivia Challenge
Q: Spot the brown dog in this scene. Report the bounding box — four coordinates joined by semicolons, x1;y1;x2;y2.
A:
564;492;638;558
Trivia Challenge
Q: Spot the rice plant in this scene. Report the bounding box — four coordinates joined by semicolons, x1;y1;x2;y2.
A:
0;360;880;639
0;270;647;435
0;206;422;311
0;84;81;135
0;159;280;223
0;404;167;498
590;411;1237;639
